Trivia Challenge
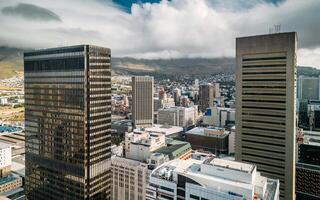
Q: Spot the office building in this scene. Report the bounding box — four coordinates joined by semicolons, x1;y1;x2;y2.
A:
148;157;279;200
296;144;320;199
297;75;320;100
157;106;197;129
203;107;235;127
198;83;220;112
235;32;297;199
185;127;230;155
24;45;111;199
132;76;154;128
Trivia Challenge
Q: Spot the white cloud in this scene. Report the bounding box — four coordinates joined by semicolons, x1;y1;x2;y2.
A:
0;0;320;68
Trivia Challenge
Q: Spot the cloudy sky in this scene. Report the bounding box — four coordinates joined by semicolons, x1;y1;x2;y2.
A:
0;0;320;68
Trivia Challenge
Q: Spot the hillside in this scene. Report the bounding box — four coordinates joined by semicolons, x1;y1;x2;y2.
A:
0;47;24;78
0;46;319;78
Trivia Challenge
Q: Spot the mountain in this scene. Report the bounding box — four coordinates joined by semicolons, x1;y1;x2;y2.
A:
0;46;25;78
0;46;319;78
112;57;235;75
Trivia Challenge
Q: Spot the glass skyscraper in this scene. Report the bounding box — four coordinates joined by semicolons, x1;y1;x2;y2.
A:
24;45;111;199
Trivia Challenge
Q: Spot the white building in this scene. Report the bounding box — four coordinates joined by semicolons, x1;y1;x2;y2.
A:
0;142;11;177
0;97;8;105
140;124;183;138
124;131;166;162
203;107;235;127
148;157;279;200
158;106;198;129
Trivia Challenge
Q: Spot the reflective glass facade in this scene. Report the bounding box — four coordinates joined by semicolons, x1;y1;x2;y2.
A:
24;45;111;200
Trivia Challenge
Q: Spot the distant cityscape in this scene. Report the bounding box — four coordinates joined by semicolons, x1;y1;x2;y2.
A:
0;31;319;200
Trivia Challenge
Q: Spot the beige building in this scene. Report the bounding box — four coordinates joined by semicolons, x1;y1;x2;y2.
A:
111;157;150;200
235;32;297;200
132;76;154;128
157;106;198;129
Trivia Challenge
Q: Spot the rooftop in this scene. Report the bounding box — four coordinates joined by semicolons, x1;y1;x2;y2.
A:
153;139;191;159
186;127;229;138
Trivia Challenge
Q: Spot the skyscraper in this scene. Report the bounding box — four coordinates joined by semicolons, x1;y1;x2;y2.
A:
198;83;219;112
24;45;111;199
132;76;154;128
235;32;297;200
297;75;320;100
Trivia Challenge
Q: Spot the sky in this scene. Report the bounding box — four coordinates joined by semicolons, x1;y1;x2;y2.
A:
0;0;320;68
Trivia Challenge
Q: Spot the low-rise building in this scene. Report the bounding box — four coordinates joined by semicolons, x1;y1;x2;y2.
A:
153;138;192;160
148;157;280;200
141;124;183;138
185;127;230;155
158;106;198;129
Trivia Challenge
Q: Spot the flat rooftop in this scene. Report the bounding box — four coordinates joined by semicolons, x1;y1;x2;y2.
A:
186;127;229;138
210;158;254;173
143;124;183;135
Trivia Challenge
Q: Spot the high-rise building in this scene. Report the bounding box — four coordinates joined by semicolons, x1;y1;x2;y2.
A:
198;83;219;112
297;75;320;100
148;157;280;200
235;32;297;199
132;76;154;128
24;45;111;199
296;144;320;199
172;88;181;106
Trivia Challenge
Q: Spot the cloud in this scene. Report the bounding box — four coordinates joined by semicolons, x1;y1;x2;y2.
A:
2;3;61;21
0;0;319;68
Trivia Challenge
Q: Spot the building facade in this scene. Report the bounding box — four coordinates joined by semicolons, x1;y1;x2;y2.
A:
296;144;320;199
235;32;297;199
24;45;111;199
0;143;11;178
132;76;154;128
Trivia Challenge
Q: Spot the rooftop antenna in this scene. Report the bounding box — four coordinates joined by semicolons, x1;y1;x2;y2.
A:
274;24;281;33
269;27;273;34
